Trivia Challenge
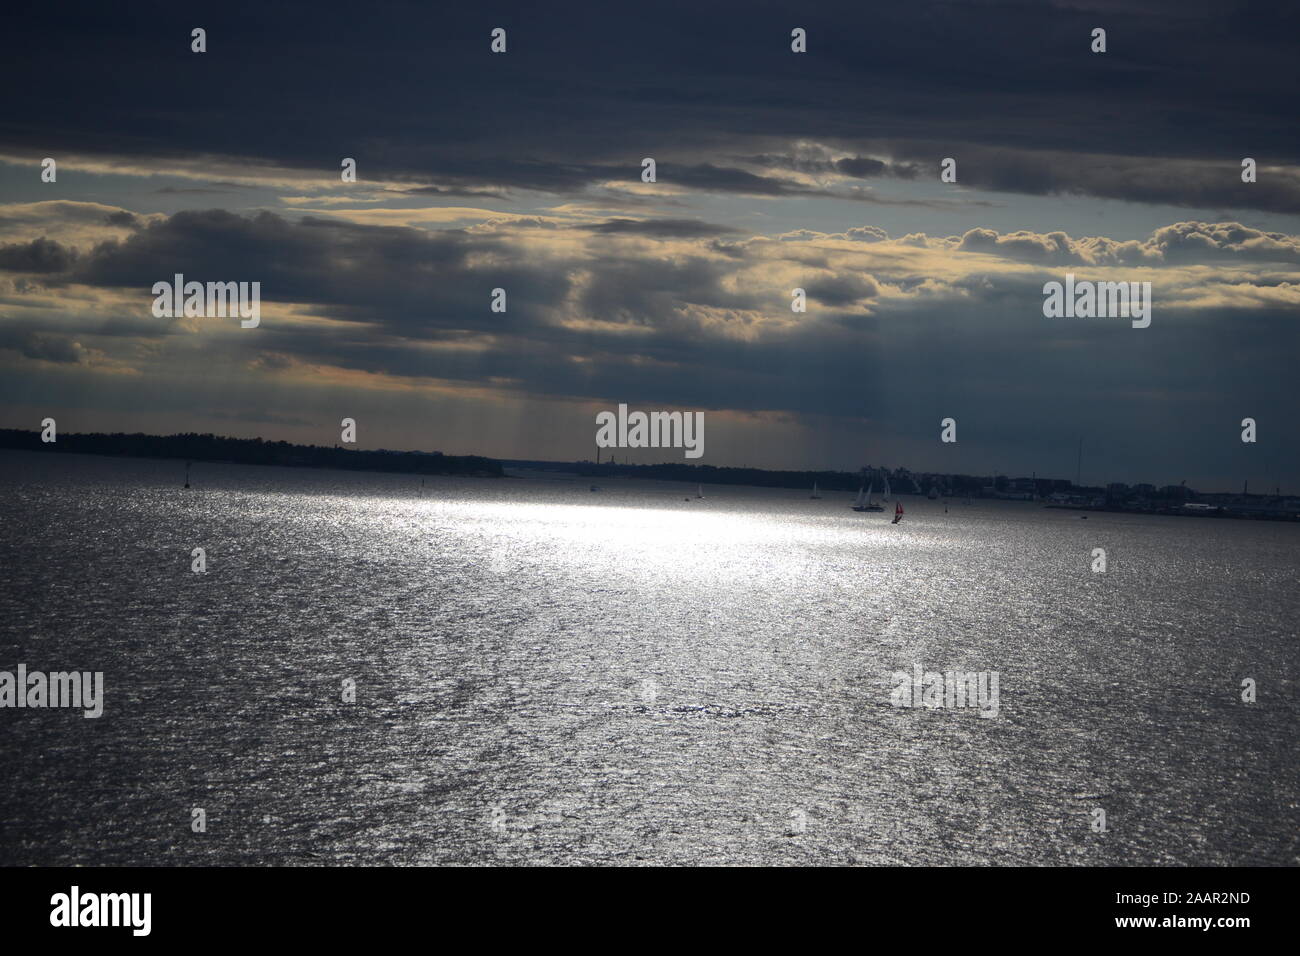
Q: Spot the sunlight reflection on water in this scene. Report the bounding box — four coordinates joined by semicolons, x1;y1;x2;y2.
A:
1;452;1296;865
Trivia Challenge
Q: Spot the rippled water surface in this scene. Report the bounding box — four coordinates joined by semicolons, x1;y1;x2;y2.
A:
1;450;1296;865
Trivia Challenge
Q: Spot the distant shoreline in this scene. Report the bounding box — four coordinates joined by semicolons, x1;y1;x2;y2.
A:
0;429;503;479
4;435;1296;522
506;459;1300;522
1044;503;1298;523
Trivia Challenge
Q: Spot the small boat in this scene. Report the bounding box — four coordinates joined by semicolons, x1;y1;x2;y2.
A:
590;485;599;492
852;481;884;512
882;476;892;502
183;461;192;489
891;501;904;524
810;482;822;499
696;485;704;499
927;485;939;500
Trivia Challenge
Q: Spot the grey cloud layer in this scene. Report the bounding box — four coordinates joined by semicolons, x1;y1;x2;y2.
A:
3;208;1296;404
2;203;1297;484
2;1;1296;213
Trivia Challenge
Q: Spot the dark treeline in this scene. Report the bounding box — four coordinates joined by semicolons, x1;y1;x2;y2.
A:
0;429;503;477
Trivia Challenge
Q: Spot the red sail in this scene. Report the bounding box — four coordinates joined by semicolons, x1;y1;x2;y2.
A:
896;502;903;515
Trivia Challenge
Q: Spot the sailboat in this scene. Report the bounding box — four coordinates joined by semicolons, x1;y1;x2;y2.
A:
892;501;904;524
810;482;822;499
882;476;892;502
852;480;884;512
183;461;192;489
695;485;704;499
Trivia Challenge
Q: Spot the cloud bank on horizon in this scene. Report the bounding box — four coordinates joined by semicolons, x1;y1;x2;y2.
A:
0;0;1296;490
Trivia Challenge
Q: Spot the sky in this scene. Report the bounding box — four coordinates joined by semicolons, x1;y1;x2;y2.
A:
0;0;1297;492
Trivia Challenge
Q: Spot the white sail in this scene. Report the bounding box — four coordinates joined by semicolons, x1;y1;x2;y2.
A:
866;480;874;504
883;476;891;502
853;486;866;507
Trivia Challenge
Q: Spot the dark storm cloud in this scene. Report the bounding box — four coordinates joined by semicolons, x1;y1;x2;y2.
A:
401;160;612;195
0;237;78;272
2;1;1295;211
574;250;763;327
65;209;573;340
734;151;921;181
667;164;802;196
396;158;814;199
585;218;740;238
834;157;882;179
889;143;1300;214
803;274;881;306
399;184;510;199
0;327;84;363
51;209;782;345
